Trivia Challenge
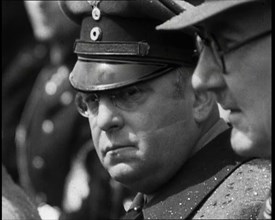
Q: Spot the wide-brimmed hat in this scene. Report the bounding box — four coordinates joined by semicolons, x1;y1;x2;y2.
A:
157;0;258;31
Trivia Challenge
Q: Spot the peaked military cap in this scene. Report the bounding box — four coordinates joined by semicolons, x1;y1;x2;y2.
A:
157;0;261;30
59;0;197;91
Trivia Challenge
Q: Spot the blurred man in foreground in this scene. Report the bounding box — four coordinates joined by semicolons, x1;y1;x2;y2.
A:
158;0;271;218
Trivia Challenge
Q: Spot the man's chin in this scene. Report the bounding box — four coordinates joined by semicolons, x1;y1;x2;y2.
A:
230;127;271;158
107;163;136;183
230;127;255;157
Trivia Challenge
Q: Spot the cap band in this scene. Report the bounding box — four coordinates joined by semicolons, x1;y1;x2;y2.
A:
74;40;150;56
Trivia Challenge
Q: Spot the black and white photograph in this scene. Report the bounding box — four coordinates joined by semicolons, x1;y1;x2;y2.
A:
2;1;271;219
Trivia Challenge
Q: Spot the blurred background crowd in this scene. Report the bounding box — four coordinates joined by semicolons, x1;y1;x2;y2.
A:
2;1;134;219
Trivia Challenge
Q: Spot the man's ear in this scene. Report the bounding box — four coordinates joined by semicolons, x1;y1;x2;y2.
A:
193;91;216;124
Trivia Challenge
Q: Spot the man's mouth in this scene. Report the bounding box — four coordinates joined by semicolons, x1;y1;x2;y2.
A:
218;101;240;113
104;144;136;155
228;108;241;113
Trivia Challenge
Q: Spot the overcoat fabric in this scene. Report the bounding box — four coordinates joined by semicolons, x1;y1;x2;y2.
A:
124;129;271;219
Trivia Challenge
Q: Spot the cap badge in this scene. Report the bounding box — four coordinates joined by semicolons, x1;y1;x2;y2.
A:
87;0;102;41
87;0;101;21
90;26;102;41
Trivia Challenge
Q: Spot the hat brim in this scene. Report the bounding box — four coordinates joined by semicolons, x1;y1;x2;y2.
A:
70;59;176;92
157;0;256;31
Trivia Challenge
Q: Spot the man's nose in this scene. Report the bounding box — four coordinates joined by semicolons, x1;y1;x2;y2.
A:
192;49;226;93
96;97;124;132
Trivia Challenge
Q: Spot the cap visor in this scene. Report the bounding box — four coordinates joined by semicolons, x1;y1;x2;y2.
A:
70;59;175;91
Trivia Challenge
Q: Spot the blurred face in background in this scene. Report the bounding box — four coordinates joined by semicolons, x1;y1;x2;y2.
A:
24;1;77;42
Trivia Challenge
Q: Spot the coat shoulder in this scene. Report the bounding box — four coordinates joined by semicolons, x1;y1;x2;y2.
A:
2;165;41;220
193;158;271;219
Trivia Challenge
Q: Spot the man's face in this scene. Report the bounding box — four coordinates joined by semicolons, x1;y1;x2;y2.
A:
192;3;271;158
87;69;200;193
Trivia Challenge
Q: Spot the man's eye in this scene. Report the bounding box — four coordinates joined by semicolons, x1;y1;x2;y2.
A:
85;93;99;103
83;93;100;114
217;37;237;53
121;86;143;101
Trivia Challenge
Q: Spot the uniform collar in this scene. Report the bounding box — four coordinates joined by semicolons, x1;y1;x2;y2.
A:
193;118;229;155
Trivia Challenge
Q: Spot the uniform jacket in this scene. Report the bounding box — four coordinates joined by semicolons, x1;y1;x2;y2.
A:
2;42;48;182
124;129;271;219
2;165;41;220
16;54;91;207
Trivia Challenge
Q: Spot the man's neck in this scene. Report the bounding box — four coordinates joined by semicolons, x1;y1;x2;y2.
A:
192;118;229;157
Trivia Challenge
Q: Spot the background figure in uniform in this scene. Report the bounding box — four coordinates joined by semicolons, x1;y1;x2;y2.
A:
2;3;45;219
59;1;271;219
2;165;42;220
158;0;271;218
2;0;47;184
7;1;130;219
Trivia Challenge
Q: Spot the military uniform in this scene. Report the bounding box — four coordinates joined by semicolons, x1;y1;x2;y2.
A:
58;1;271;219
15;50;89;206
2;165;41;220
2;42;48;183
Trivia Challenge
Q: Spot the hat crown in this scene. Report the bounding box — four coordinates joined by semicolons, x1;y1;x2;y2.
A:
59;0;197;65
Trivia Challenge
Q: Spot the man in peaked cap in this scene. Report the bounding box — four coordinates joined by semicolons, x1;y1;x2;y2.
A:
59;0;270;219
158;0;271;218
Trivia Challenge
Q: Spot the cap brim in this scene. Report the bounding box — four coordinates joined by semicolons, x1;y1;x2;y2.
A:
157;0;256;30
70;59;176;91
